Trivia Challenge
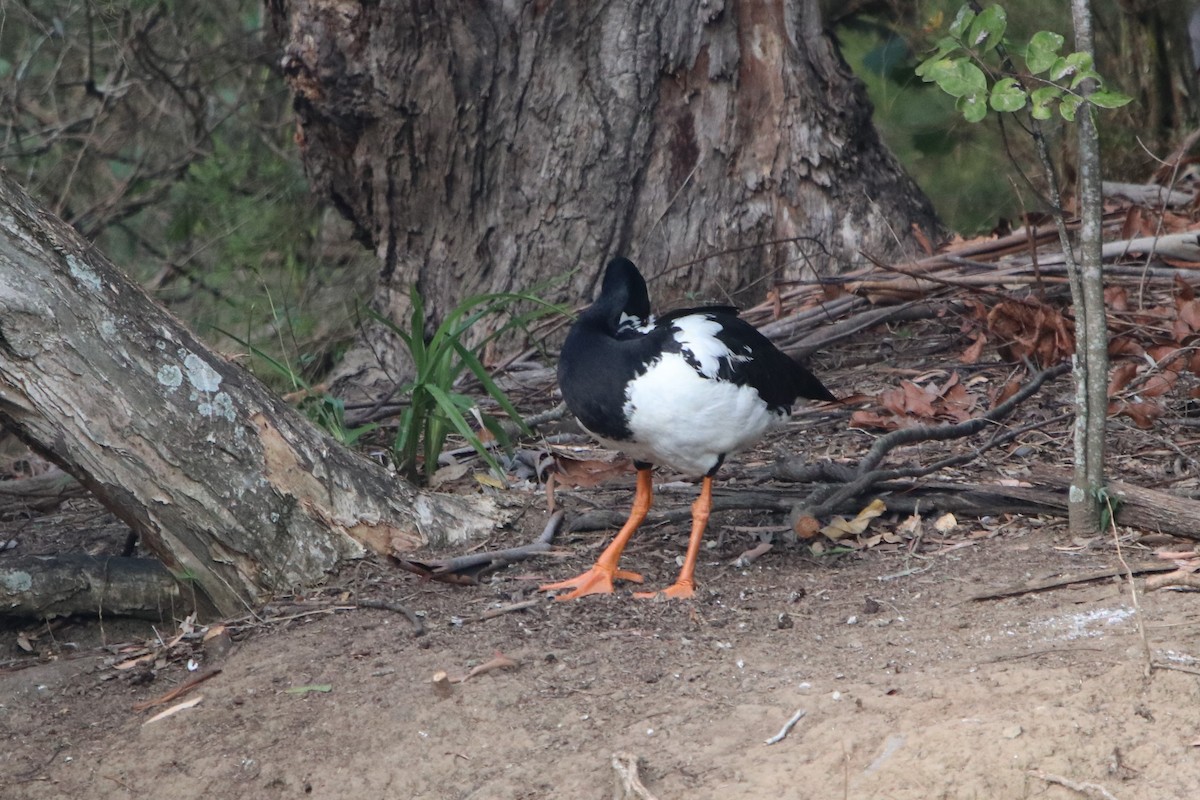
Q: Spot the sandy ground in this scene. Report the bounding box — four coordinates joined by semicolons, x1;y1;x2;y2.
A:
4;498;1199;800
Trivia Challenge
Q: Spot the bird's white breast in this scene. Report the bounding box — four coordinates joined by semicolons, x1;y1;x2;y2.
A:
617;352;783;475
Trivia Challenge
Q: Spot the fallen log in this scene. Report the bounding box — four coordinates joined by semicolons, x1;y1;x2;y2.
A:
0;555;198;620
0;171;502;617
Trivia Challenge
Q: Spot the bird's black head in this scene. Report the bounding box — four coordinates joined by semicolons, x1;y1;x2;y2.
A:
594;257;651;327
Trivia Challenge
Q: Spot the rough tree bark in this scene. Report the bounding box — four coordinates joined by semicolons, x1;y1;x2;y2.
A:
0;172;500;618
266;0;942;391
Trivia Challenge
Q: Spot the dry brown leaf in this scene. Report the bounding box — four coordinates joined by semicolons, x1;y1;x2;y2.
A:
1110;400;1165;428
960;332;987;364
1107;361;1139;397
1141;371;1179;398
848;409;904;430
911;222;934;255
1119;206;1142;240
1107;337;1144;359
896;513;923;537
992;379;1022;407
1104;285;1129;312
986;300;1074;366
1177;272;1197;302
933;513;958;534
551;453;632;488
820;498;886;541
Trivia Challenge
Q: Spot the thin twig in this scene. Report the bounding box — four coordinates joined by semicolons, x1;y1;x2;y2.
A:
464;597;546;623
131;668;221;712
448;651;519;683
764;708;807;745
1030;770;1120;800
1106;495;1152;679
354;598;426;637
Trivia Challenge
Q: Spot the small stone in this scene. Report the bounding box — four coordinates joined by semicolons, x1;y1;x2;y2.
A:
1002;725;1023;739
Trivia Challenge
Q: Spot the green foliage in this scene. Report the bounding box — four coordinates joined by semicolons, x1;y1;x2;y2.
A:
915;4;1131;123
0;1;373;393
373;288;563;485
839;23;1018;233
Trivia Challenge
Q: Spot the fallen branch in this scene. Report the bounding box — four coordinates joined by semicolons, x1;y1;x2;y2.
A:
354;598;426;637
1144;570;1200;591
395;510;564;584
0;555;199;621
733;541;774;568
448;651;519;683
764;708;807;745
143;695;204;725
463;597;546;623
791;362;1071;520
132;668;222;712
969;563;1175;601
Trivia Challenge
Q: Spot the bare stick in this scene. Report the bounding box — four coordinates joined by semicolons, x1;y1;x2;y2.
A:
132;668;222;712
969;563;1174;602
1145;571;1200;591
449;651;519;683
1030;770;1120;800
733;541;773;568
355;598;426;637
395;511;564;583
764;708;807;745
611;752;660;800
1106;496;1152;680
465;598;545;623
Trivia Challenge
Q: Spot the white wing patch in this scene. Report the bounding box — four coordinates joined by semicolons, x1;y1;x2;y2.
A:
671;315;750;378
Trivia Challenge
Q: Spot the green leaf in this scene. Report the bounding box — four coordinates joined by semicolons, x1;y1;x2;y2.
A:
925;36;962;64
1059;94;1083;121
1069;68;1103;90
452;340;531;436
957;93;989;122
425;384;507;479
968;5;1007;52
920;58;987;98
1030;85;1062;119
1049;52;1091;83
1089;90;1133;109
948;5;976;39
1026;31;1065;74
989;77;1027;112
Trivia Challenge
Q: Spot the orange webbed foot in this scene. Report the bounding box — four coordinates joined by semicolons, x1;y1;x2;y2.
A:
540;566;644;601
632;580;695;601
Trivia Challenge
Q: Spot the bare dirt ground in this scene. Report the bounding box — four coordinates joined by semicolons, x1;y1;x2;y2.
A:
5;318;1200;800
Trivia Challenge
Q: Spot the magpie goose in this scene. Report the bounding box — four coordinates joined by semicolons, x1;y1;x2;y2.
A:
542;257;835;600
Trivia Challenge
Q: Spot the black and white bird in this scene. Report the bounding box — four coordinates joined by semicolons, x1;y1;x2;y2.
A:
542;257;836;601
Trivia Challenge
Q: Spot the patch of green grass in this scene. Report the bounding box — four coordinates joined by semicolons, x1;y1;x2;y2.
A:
373;287;564;485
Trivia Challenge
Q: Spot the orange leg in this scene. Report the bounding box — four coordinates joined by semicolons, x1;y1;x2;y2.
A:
540;468;652;600
634;475;713;600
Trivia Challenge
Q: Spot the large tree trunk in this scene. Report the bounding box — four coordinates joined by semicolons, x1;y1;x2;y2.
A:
266;0;942;392
0;172;500;618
